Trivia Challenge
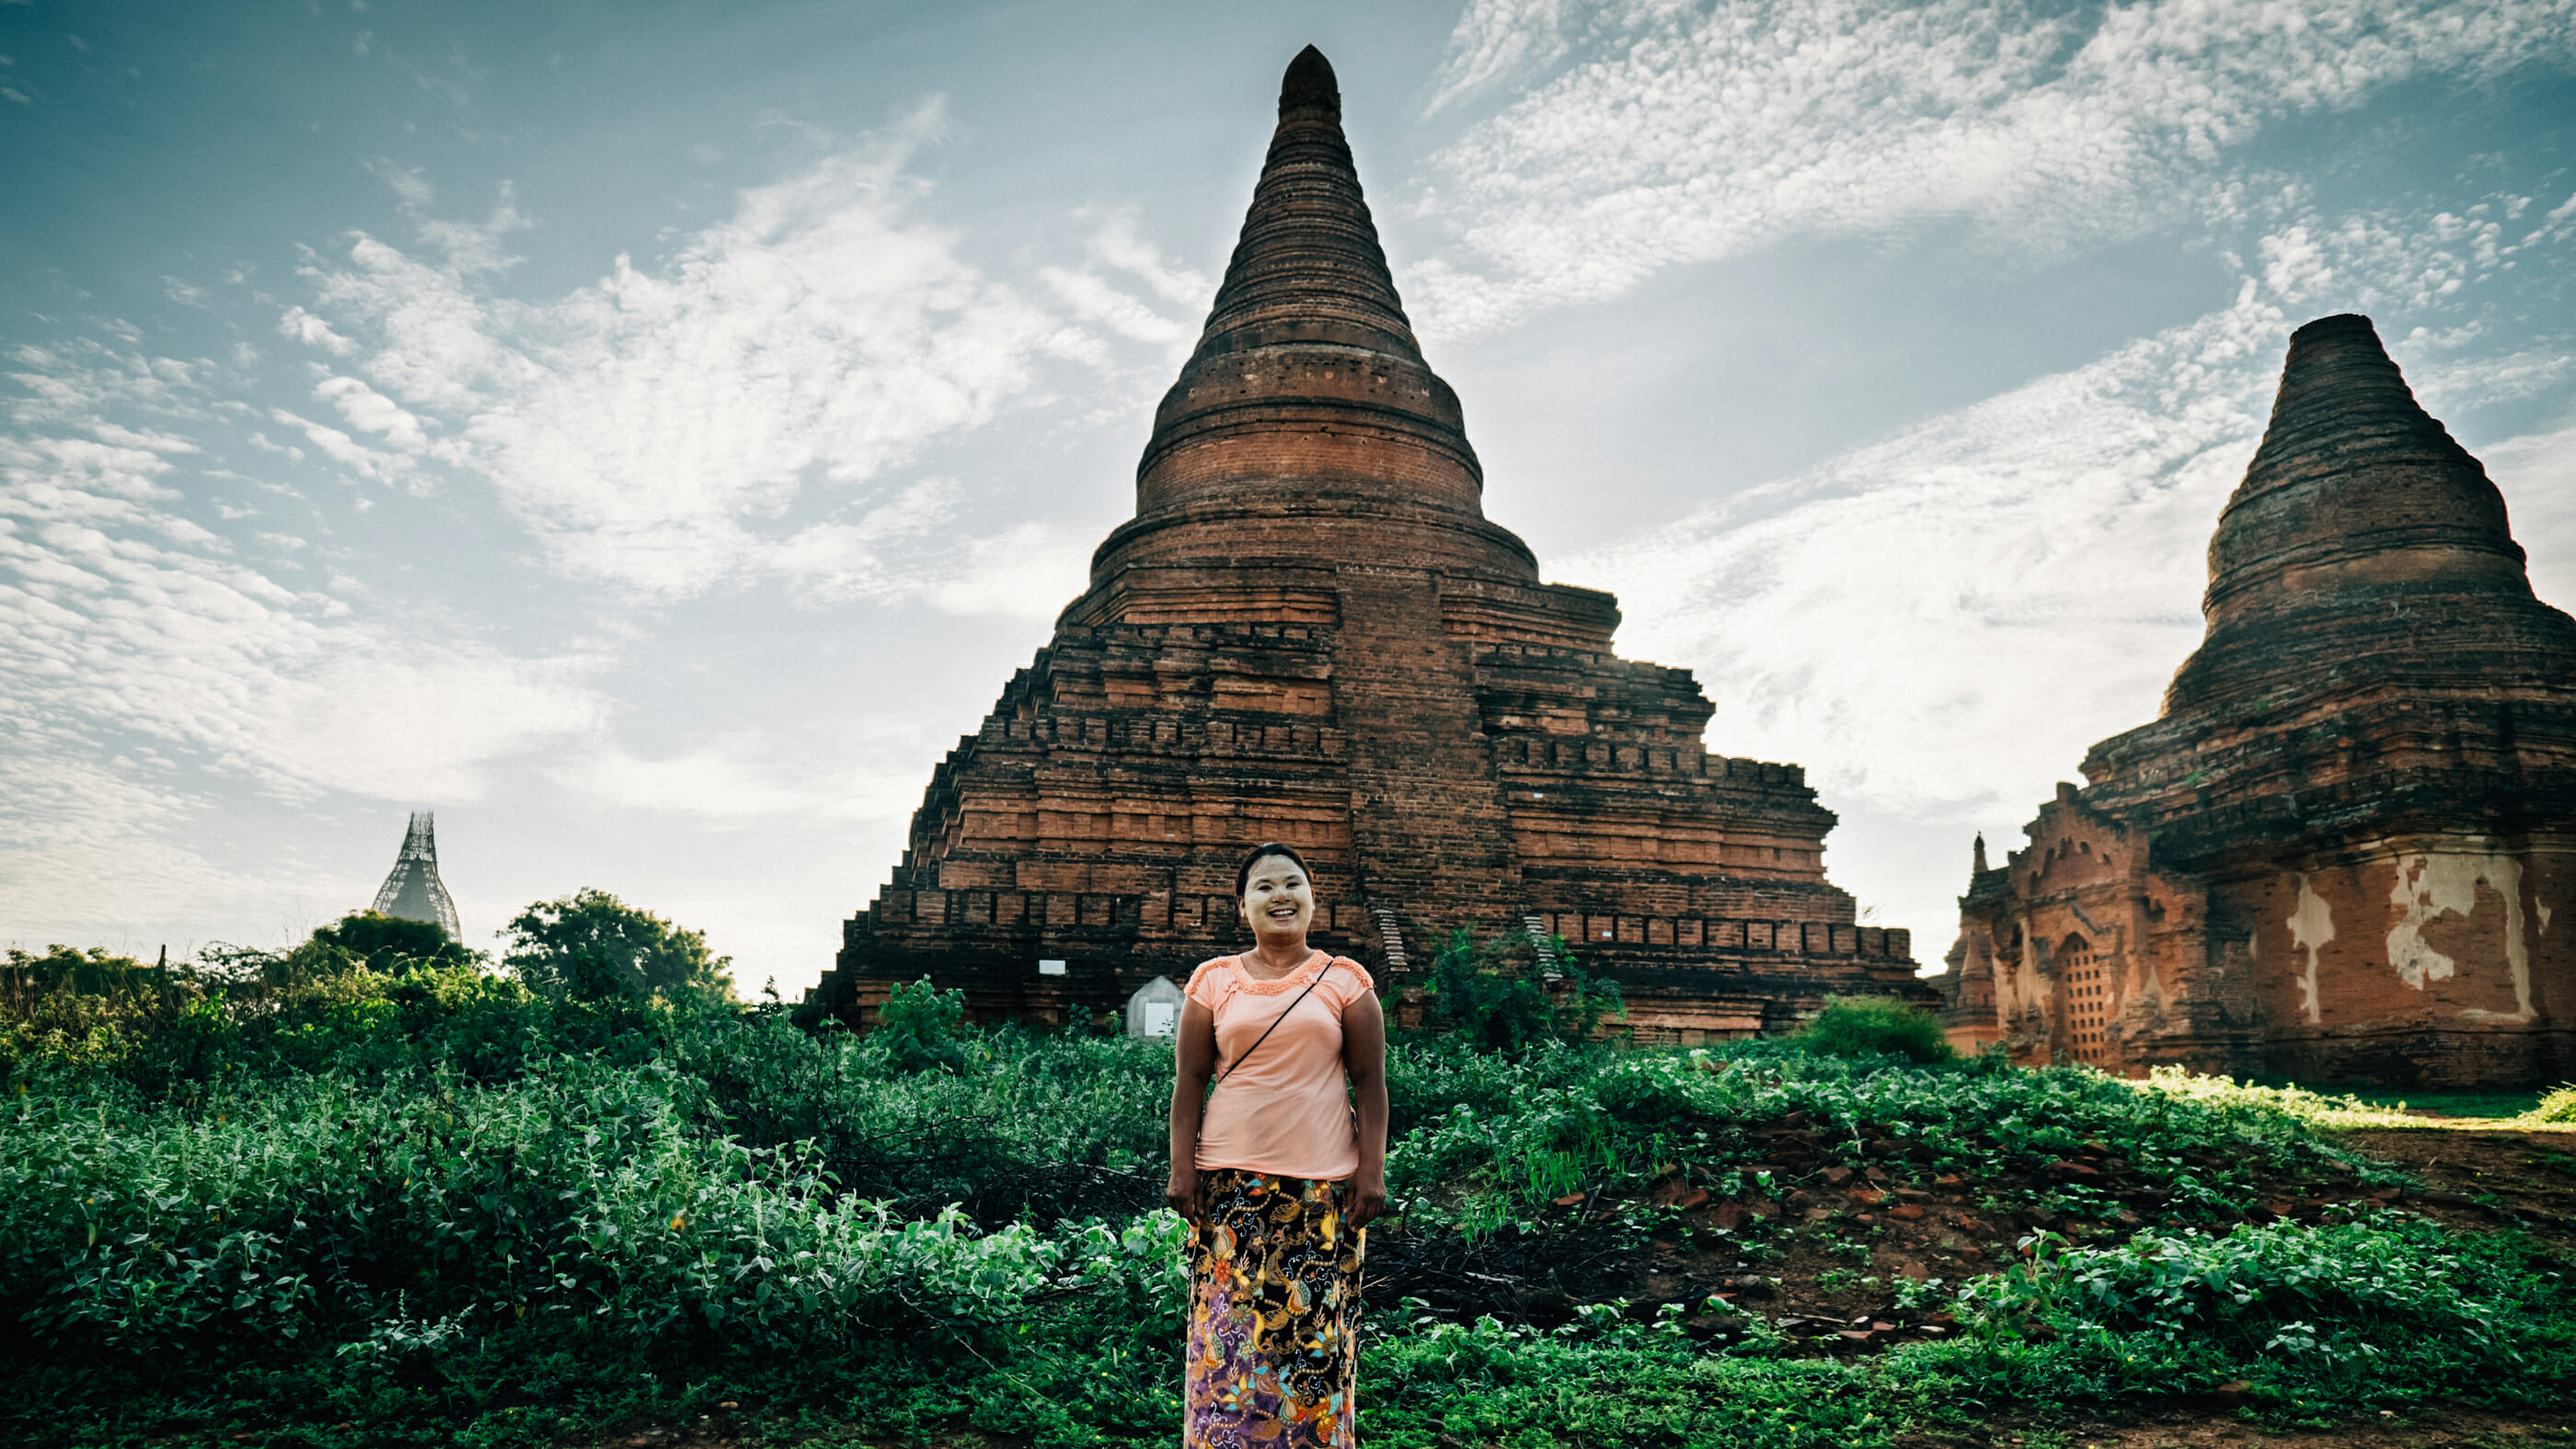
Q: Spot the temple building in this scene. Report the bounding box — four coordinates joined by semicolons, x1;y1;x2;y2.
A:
373;811;461;941
1937;315;2576;1087
806;47;1922;1041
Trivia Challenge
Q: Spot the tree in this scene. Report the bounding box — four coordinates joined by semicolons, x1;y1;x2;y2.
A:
2;945;190;1025
499;889;736;1004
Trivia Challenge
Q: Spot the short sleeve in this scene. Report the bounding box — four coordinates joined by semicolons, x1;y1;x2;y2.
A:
1320;957;1374;1009
1184;956;1237;1012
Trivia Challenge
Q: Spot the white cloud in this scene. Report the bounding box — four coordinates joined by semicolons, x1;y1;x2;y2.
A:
770;477;958;604
1040;265;1193;345
0;338;604;937
1570;291;2282;821
268;405;405;481
2483;421;2576;619
2;106;1228;969
927;520;1092;620
363;155;436;208
1077;210;1213;309
278;305;359;356
312;374;428;452
1426;0;1576;115
556;738;925;827
1414;0;2576;336
293;112;1104;599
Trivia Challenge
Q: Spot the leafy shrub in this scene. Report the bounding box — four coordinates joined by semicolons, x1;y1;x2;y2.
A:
1419;927;1623;1052
875;976;972;1075
1368;1310;1900;1448
2523;1082;2576;1124
2129;1065;2434;1130
1;947;210;1080
0;1060;1189;1356
1949;1213;2576;1408
1792;995;1953;1064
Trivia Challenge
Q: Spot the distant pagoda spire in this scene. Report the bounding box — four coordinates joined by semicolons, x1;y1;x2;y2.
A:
372;811;461;940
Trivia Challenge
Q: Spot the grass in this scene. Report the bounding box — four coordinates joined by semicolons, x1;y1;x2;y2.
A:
2326;1088;2547;1120
2126;1068;2510;1130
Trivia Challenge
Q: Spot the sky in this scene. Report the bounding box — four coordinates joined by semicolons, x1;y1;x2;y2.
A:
5;0;2573;997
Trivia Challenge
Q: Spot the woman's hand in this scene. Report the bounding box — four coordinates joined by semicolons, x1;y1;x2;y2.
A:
1167;1168;1202;1227
1346;1170;1389;1229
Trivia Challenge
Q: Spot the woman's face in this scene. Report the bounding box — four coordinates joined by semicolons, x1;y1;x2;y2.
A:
1238;855;1315;941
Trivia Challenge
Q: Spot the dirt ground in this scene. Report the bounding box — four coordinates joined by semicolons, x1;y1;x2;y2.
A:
2327;1126;2576;1254
1899;1401;2576;1447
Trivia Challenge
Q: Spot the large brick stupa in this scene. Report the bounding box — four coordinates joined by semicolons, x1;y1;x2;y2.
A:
806;47;1921;1040
1938;315;2576;1087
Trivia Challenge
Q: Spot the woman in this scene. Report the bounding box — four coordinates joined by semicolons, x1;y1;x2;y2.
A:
1167;842;1389;1449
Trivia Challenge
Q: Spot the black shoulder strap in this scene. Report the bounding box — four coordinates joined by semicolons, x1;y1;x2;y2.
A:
1213;954;1338;1088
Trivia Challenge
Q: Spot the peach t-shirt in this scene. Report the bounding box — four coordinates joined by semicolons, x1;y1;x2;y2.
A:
1186;950;1375;1181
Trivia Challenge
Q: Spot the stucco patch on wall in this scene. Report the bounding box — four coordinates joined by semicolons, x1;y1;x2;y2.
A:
2288;873;2333;1025
2386;847;2533;1020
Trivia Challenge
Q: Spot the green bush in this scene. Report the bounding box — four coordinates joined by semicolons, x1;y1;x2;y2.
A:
1420;927;1623;1052
1950;1213;2576;1409
2132;1066;2433;1129
2522;1082;2576;1124
1792;995;1954;1064
875;976;972;1075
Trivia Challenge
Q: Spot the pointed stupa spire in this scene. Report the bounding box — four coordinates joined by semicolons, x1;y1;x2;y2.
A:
1079;45;1536;606
2164;314;2574;712
372;810;462;940
1188;45;1423;366
1972;833;1989;875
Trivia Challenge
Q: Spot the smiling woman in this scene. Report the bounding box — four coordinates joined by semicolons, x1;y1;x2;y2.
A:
1165;840;1388;1449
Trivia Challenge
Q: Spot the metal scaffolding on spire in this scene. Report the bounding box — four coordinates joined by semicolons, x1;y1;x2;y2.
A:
372;811;461;940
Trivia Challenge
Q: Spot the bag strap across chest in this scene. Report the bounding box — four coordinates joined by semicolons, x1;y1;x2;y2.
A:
1212;954;1337;1088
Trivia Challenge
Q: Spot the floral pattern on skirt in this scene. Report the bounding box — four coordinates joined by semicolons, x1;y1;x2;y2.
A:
1184;1168;1365;1448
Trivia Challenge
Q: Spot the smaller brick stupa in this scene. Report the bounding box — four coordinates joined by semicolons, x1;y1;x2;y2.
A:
808;47;1922;1040
1939;315;2576;1087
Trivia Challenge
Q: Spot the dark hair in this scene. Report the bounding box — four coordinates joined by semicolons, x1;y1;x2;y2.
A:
1234;842;1313;901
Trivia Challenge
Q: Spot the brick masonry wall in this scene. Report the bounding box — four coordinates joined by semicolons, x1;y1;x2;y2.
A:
811;559;1926;1034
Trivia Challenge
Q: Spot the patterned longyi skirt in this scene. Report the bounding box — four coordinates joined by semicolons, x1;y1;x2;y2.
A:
1182;1168;1365;1449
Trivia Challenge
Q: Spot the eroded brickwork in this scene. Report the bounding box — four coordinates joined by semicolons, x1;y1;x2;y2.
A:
1935;316;2576;1087
808;49;1924;1040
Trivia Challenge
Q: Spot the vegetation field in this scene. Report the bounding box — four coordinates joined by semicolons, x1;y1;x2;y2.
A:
4;915;2572;1448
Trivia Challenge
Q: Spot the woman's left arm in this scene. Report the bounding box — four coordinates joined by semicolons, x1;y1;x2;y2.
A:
1341;990;1390;1227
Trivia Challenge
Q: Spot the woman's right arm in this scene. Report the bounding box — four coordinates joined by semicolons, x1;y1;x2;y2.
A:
1167;996;1217;1226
